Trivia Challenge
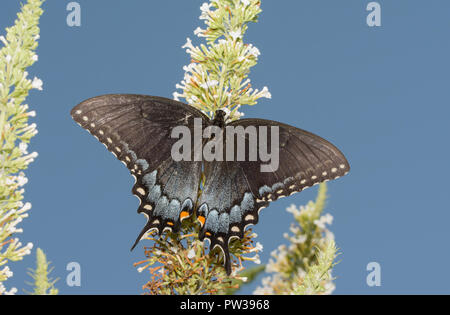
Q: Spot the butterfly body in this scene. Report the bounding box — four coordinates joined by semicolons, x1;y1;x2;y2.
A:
71;94;349;274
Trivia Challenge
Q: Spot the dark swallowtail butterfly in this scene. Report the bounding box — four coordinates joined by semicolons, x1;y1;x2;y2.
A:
71;94;349;274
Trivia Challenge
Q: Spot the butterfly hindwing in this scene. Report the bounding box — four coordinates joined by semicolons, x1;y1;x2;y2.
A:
71;94;209;247
198;118;350;273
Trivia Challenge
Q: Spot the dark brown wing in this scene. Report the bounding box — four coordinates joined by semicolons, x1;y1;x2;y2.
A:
197;118;350;274
71;94;210;248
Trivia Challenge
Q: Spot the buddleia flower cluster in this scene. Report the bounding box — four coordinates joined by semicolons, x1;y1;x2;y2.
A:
173;0;271;121
254;184;339;295
137;0;270;294
135;224;262;295
26;248;58;295
0;0;44;295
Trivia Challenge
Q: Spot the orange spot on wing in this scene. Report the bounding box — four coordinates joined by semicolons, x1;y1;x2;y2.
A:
197;215;206;226
180;211;190;220
205;232;212;237
167;221;174;226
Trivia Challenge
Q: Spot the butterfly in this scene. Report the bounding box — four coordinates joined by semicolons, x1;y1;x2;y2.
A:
71;94;350;274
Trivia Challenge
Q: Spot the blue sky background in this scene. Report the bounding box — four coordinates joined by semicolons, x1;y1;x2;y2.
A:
2;0;450;294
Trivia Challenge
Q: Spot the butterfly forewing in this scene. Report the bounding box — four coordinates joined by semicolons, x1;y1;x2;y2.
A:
71;94;209;246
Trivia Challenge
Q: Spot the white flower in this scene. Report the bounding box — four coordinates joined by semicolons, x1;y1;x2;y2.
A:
182;37;194;51
286;204;301;218
32;54;38;62
31;77;43;90
17;242;33;257
200;80;218;89
297;234;307;244
248;45;260;57
187;248;196;259
260;86;271;99
314;213;334;229
19;202;32;212
187;95;199;105
5;55;12;63
322;213;334;225
200;2;213;19
17;173;28;186
249;254;261;264
232;109;245;120
289;225;300;234
325;229;335;241
313;219;325;229
194;27;206;37
173;92;183;101
17;177;28;187
200;2;212;12
5;177;15;185
0;35;7;45
229;29;242;40
183;63;198;73
19;142;28;154
323;279;336;295
28;110;36;117
8;226;23;234
24;151;38;164
3;287;18;295
1;266;13;278
241;0;250;6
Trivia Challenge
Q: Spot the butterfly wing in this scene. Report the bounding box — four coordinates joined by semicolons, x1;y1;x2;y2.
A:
197;118;350;274
71;94;209;248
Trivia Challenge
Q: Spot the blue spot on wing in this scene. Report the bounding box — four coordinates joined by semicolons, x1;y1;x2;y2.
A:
218;213;230;234
241;193;254;214
148;185;161;203
143;171;157;190
205;210;219;233
136;159;149;171
167;199;181;221
230;205;242;223
258;185;272;196
154;196;169;218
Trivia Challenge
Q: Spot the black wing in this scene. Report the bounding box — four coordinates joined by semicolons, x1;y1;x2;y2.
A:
71;94;209;248
197;118;350;274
